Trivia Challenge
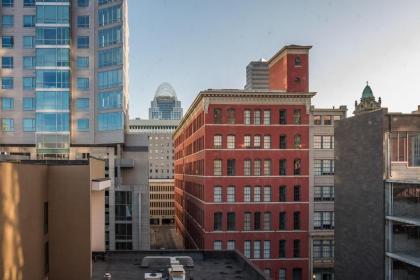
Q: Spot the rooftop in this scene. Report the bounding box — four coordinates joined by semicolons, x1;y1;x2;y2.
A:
129;119;180;126
92;250;268;280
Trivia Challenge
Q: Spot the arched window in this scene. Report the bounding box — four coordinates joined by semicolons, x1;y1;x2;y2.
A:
214;108;222;124
227;108;235;124
294;159;301;175
294;134;302;149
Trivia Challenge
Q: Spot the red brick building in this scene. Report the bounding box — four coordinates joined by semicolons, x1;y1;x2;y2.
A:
173;45;313;280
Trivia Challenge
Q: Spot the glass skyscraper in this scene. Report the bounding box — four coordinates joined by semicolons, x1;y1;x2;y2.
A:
149;82;183;120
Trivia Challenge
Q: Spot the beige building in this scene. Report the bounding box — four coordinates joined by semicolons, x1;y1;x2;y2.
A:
0;157;109;280
149;179;175;225
309;106;347;280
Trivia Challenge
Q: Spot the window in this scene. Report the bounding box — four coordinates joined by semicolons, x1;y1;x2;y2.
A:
1;0;13;7
227;212;235;230
213;159;222;176
2;119;14;131
76;98;89;111
97;112;123;131
214;108;222;123
279;159;287;175
227;159;235;176
77;36;89;48
263;240;271;259
99;47;122;68
264;269;271;278
2;98;14;110
263;212;272;230
253;241;261;259
314;160;334;175
36;70;70;88
314;136;322;149
244;135;251;148
78;0;89;7
314;186;334;201
293;185;301;201
294;159;301;175
23;15;35;27
253;159;262;176
213;186;222;202
293;109;302;124
23;56;35;69
23;118;35;132
227;108;235;124
244;160;251;176
254;135;261;148
1;15;14;27
227;240;235;250
254;186;261;202
314;115;321;125
313;240;334;259
314;135;334;149
254;212;261;230
24;0;34;7
2;36;14;48
293;240;301;257
294;134;302;149
295;56;301;66
98;26;122;47
77;78;89;90
23;36;34;48
263;135;271;149
77;56;89;69
263;110;271;125
293;268;302;280
263;186;272;202
280;135;287;149
77;16;89;28
23;77;35;90
1;77;13;89
244;109;251;124
244;241;251;258
213;240;222;250
243;212;251;231
314;211;334;230
98;91;122;110
213;212;222;230
23;97;35;111
244;186;251;202
324;115;332;125
279;186;286;202
1;56;13;69
263;159;271;176
279;109;287;124
279;240;286;258
213;135;222;148
227;135;235;149
227;186;235;202
99;4;122;26
36;5;70;24
293;212;301;230
77;119;89;131
254;110;261;124
279;269;286;280
279;212;286;230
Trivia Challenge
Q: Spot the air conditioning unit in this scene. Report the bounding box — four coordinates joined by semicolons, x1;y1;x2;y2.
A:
145;272;163;280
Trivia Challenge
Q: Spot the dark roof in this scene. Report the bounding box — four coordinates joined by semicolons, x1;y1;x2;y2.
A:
92;250;268;280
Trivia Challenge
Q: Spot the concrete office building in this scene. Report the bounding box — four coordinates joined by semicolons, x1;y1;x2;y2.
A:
149;82;183;120
0;158;109;280
129;118;178;225
244;59;270;90
174;45;314;280
335;86;420;279
309;105;347;280
0;0;149;251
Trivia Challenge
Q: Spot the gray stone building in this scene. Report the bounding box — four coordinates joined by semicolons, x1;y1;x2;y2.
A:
309;105;347;280
244;59;270;90
335;89;420;279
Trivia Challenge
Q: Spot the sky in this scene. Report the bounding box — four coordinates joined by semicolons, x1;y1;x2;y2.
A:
128;0;420;119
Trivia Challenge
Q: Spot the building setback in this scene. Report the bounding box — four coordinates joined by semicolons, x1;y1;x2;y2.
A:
335;94;420;278
174;45;313;280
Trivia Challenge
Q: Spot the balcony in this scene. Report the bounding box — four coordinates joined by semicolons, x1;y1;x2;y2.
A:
116;159;135;168
91;178;111;191
387;222;420;268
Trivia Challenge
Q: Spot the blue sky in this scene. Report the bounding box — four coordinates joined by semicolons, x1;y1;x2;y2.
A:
128;0;420;119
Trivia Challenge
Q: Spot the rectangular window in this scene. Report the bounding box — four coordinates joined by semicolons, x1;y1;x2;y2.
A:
98;26;122;48
77;77;89;90
244;186;251;202
254;186;261;202
97;111;123;131
253;240;261;259
263;186;272;202
314;136;322;149
314;160;335;175
263;212;272;230
1;56;13;69
213;135;222;148
78;0;89;7
263;135;271;149
77;15;89;28
293;268;302;280
23;56;35;69
263;160;271;176
2;97;14;110
98;91;122;110
243;212;251;231
213;240;222;251
23;36;35;48
314;211;335;230
213;186;222;202
77;56;89;69
213;159;222;176
227;186;235;202
313;240;334;259
254;159;261;176
98;47;122;68
214;108;222;124
1;0;13;7
1;15;14;27
244;160;251;176
213;212;222;230
1;119;14;131
294;109;302;124
98;69;122;89
227;240;235;250
253;135;261;148
23;118;35;132
23;15;35;27
2;36;14;48
23;77;35;90
77;36;89;48
254;110;261;125
279;110;287;124
279;212;286;230
314;115;321;125
227;135;235;149
279;269;286;280
244;241;251;258
99;4;122;26
24;0;35;7
263;240;271;259
279;240;286;258
293;211;301;230
227;159;235;176
244;135;251;148
279;185;286;202
263;110;271;125
293;185;301;201
279;159;287;175
227;212;235;230
36;70;70;88
314;186;335;201
280;135;287;149
244;109;251;125
23;97;35;111
293;240;301;257
254;212;261;230
324;115;332;125
76;98;89;111
1;77;13;89
36;5;70;24
77;119;89;131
